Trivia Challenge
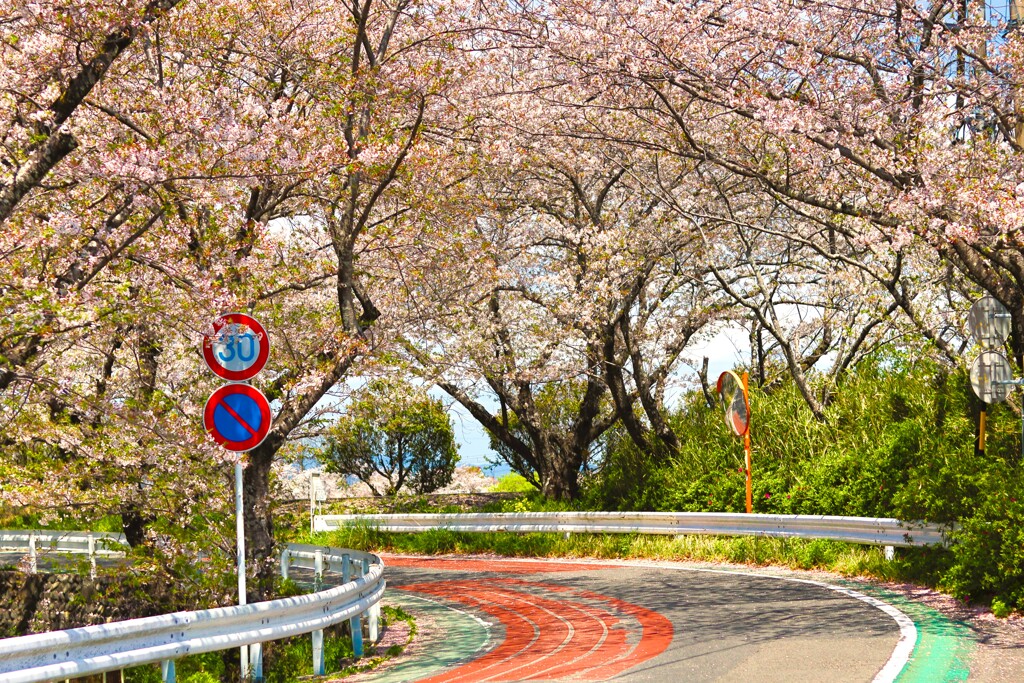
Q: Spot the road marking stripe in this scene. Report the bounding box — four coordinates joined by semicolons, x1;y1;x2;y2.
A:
522;595;612;680
406;584;542;682
659;567;917;683
401;578;668;682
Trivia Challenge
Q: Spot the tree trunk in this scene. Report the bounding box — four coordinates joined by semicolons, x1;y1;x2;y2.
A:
538;440;581;501
540;463;579;500
243;434;282;601
121;503;152;548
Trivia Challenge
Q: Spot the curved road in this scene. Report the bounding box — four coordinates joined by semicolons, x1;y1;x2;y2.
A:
1;548;980;681
354;555;972;683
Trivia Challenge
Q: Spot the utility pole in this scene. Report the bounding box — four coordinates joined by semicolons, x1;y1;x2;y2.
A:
1010;0;1024;145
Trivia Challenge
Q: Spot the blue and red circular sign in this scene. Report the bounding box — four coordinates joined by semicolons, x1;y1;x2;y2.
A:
202;313;270;382
203;384;272;452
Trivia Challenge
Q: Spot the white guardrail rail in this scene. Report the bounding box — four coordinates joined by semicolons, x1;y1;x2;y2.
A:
0;530;127;578
0;532;385;683
314;511;951;548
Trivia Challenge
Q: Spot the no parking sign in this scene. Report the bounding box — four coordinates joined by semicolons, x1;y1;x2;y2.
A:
204;383;272;451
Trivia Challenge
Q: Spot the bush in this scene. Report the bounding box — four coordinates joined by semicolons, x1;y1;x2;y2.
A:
943;494;1024;611
586;353;1024;610
490;472;538;493
319;379;459;496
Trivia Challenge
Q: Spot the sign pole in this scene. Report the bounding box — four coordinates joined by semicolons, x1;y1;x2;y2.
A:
235;459;248;679
202;313;271;683
978;408;987;455
310;471;319;537
742;372;752;514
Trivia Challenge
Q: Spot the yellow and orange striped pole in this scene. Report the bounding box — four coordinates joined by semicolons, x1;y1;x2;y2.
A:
743;372;752;513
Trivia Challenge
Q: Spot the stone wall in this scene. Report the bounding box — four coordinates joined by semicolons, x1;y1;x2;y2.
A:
0;571;176;637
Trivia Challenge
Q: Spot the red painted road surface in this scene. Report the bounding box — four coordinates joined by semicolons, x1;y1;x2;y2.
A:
386;556;674;681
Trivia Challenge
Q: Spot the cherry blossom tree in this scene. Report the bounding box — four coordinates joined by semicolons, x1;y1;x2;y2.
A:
1;0;481;595
399;60;725;496
544;0;1024;365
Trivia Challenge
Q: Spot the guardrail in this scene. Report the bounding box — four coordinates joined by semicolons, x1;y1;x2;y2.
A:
0;530;128;578
313;511;951;549
0;532;385;683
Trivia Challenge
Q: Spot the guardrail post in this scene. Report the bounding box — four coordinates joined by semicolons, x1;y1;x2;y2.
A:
312;548;325;676
350;559;364;657
363;558;378;643
160;659;175;683
312;628;325;676
314;549;323;591
88;534;97;579
250;643;263;683
28;532;37;574
884;545;895;561
280;548;290;581
368;602;380;643
340;554;364;656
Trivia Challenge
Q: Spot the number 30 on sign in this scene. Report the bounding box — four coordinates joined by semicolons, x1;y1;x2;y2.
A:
202;312;269;382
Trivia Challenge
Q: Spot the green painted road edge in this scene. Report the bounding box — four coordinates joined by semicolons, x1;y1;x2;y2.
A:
357;560;976;682
833;580;974;683
706;566;975;683
357;591;493;682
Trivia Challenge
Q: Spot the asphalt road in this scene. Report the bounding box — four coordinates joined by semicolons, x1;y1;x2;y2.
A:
353;555;919;683
4;550;986;682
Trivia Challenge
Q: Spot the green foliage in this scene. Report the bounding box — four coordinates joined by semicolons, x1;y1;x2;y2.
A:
276;578;305;598
991;598;1012;619
124;665;162;683
180;673;219;683
175;652;226;683
264;625;354;683
584;354;1024;612
942;495;1024;612
319;379;459;496
490;472;538;493
486;381;603;486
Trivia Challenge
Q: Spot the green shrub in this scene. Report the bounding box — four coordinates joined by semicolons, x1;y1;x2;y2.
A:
991;598;1012;618
490;472;537;493
585;353;1024;610
179;672;219;683
942;494;1024;610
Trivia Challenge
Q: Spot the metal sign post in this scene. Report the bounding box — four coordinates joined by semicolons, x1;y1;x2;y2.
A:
310;472;320;537
742;373;752;515
235;460;248;678
202;314;272;683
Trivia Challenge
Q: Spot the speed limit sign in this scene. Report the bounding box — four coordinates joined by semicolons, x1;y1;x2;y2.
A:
202;313;269;381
